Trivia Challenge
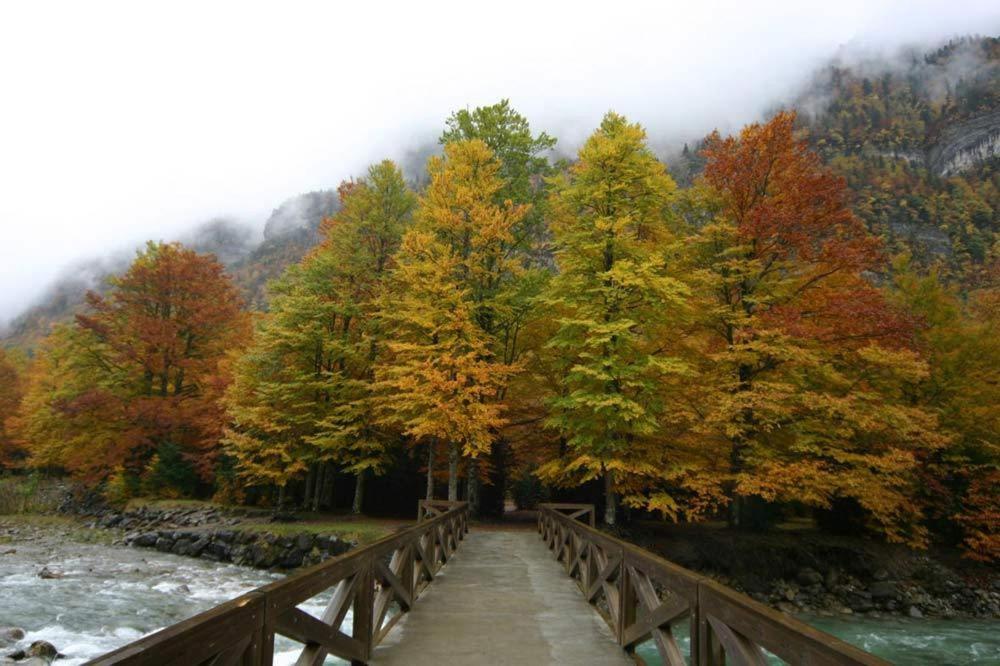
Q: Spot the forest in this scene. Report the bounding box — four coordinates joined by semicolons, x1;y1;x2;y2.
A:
0;39;997;565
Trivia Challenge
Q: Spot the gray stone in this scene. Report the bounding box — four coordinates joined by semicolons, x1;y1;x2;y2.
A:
908;606;924;618
27;640;58;664
132;532;159;547
295;533;314;551
0;627;25;643
870;581;898;600
170;539;193;556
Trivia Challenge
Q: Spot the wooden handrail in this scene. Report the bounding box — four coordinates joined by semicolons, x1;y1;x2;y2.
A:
86;501;469;666
537;504;890;666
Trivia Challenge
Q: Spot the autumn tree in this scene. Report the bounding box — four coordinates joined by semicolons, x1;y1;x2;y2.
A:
374;230;511;501
0;348;26;467
15;242;248;495
14;324;129;482
441;99;556;255
893;256;1000;559
307;161;416;512
676;111;943;542
539;112;689;525
396;138;530;509
440;102;558;514
225;161;416;512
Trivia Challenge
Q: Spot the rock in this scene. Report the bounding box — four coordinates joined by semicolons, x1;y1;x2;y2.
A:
154;537;174;553
908;606;923;618
37;567;63;580
0;627;24;644
280;548;306;569
797;568;823;586
171;539;194;556
824;569;840;590
132;532;159;548
177;584;190;594
872;568;890;581
189;537;210;557
870;581;898;600
776;601;797;614
250;543;279;568
213;530;235;543
295;533;314;551
204;542;231;561
25;640;58;664
0;548;15;555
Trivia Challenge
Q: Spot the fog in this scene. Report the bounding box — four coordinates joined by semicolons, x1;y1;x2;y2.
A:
1;1;998;326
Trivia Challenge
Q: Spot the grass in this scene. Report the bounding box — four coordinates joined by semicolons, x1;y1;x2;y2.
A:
240;517;399;545
0;474;61;515
0;514;121;545
124;497;223;511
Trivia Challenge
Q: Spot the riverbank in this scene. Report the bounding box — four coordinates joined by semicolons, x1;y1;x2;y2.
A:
625;519;1000;621
59;496;399;571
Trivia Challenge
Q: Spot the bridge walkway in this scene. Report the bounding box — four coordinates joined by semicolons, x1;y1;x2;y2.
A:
369;529;632;665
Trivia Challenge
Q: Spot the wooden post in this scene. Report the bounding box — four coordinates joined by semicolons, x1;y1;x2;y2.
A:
617;549;634;647
351;560;374;665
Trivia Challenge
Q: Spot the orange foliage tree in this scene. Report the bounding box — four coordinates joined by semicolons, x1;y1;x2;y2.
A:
18;242;248;494
667;111;944;543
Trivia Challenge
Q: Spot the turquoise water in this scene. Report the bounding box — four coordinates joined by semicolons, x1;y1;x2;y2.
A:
633;615;1000;665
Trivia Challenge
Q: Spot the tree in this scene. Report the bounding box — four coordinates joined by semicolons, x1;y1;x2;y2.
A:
307;161;416;512
539;112;689;525
440;102;557;514
676;111;942;542
401;139;529;507
225;162;416;512
893;256;1000;559
13;243;247;495
0;349;26;467
13;325;129;482
374;230;512;501
441;99;556;255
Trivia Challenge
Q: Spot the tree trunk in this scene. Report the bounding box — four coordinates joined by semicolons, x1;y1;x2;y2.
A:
276;483;287;514
603;469;616;526
467;458;479;517
352;469;366;514
312;462;325;512
426;441;435;500
303;464;316;510
321;464;335;508
448;442;459;502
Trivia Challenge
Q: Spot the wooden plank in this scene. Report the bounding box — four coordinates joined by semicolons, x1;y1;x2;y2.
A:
274;606;366;663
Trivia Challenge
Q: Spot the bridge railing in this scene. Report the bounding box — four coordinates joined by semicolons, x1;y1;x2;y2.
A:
538;503;889;666
87;500;469;666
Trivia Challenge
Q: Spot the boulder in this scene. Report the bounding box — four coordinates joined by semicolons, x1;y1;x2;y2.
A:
189;537;210;558
154;537;174;553
280;549;307;569
870;581;898;601
171;539;194;556
0;627;25;644
132;532;159;548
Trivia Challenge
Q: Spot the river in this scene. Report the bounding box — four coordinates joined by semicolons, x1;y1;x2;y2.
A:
1;536;997;665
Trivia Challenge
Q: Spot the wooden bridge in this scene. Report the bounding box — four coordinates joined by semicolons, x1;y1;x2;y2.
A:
86;501;889;666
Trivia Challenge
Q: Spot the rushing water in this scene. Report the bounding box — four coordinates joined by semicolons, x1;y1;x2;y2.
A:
631;613;1000;665
1;534;997;665
0;533;347;665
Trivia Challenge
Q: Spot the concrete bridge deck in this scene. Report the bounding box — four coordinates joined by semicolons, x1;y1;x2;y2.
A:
369;529;632;665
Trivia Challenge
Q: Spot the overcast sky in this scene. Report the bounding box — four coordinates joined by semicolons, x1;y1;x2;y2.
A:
1;1;998;325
